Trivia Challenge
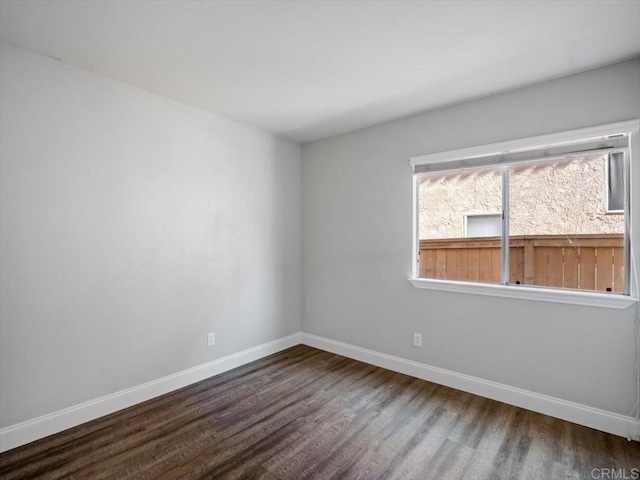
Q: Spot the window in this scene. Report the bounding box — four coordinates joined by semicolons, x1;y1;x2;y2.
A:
508;155;624;291
418;166;503;285
466;214;502;238
607;152;624;212
410;121;638;308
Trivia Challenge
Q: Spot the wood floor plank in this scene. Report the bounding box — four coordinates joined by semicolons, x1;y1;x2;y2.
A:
0;346;320;475
1;345;638;479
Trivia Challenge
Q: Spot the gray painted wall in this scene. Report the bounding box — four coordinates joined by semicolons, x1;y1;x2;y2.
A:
302;58;640;416
0;43;302;428
1;40;639;431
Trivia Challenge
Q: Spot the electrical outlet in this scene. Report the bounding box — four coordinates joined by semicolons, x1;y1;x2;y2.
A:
413;333;422;347
207;332;216;346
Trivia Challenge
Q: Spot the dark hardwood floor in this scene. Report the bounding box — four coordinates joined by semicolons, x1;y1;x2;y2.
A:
1;345;638;479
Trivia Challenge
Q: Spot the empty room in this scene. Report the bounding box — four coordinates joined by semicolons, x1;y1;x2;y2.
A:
1;0;640;478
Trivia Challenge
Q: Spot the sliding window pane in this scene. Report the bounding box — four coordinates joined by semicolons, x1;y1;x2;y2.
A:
418;167;502;283
508;155;624;292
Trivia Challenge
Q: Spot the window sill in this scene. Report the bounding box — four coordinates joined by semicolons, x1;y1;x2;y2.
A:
408;278;638;309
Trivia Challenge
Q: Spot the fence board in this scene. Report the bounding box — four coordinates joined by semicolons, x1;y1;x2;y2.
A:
613;247;624;293
419;234;623;292
456;249;469;281
579;247;596;291
478;249;494;283
534;247;549;286
435;250;447;279
595;247;613;292
491;248;501;283
523;239;535;284
546;248;564;288
468;248;480;282
509;247;523;284
446;250;458;281
563;247;580;289
422;250;435;278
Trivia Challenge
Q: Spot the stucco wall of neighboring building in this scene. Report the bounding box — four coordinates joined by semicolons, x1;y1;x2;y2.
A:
419;155;624;239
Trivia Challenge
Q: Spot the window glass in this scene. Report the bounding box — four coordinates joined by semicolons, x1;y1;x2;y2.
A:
508;155;624;292
418;167;502;284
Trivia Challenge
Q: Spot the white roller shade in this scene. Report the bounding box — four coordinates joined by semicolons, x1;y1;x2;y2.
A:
412;136;628;174
409;121;639;175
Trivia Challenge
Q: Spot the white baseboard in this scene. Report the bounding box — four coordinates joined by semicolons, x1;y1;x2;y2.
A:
3;331;637;453
0;332;302;453
301;333;640;441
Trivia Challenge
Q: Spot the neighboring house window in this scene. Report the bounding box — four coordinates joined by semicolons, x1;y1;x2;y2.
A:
410;122;636;305
607;152;624;212
466;214;502;238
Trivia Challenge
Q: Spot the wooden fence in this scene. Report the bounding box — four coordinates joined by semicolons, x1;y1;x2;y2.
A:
419;234;624;292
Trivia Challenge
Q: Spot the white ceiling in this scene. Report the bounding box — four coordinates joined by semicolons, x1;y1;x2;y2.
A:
1;1;639;143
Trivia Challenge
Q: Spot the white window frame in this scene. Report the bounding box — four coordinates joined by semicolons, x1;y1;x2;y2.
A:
409;120;639;309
